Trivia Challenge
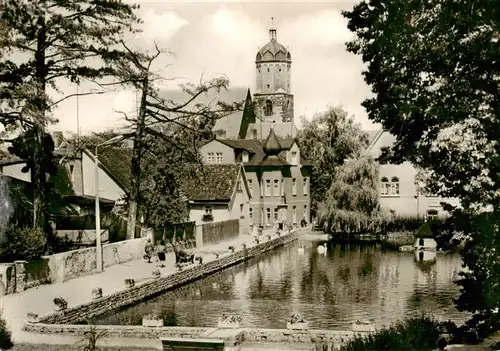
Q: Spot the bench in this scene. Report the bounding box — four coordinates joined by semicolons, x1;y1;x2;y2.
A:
160;337;225;351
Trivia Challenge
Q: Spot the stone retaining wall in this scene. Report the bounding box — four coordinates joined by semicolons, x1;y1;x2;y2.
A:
26;231;298;326
22;323;370;346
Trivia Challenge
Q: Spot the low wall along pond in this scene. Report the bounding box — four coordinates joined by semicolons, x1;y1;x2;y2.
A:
24;231;298;325
22;230;372;347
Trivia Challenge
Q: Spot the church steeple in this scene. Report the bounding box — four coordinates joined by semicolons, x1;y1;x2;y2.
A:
269;17;277;41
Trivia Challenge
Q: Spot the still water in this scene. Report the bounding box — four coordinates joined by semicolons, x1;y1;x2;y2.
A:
94;238;468;330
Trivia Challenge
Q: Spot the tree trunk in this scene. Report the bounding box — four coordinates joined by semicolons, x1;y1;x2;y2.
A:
33;8;47;237
127;76;149;240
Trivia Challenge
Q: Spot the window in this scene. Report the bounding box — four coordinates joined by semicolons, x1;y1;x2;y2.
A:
207;152;215;163
242;152;249;163
265;179;271;197
216;152;223;163
273;179;279;196
281;179;285;196
252;129;258;139
291;151;298;165
427;209;438;220
292;178;297;196
266;84;270;88
303;205;308;219
240;204;244;218
203;205;213;221
292;206;297;223
248;179;253;193
267;68;270;72
249;207;253;220
265;100;273;116
274;208;279;220
381;177;389;195
303;177;308;195
237;180;242;192
69;164;75;181
391;177;400;195
266;208;271;222
260;180;264;197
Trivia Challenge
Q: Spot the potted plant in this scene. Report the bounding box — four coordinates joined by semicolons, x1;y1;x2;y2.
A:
242;243;247;250
214;252;220;259
287;314;308;330
266;234;272;241
195;256;203;265
228;245;235;253
91;287;103;299
254;237;260;245
218;313;242;328
53;297;68;311
125;279;135;288
142;313;164;327
152;269;161;278
26;312;39;323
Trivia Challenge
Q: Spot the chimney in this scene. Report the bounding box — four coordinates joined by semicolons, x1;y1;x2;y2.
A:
52;131;64;147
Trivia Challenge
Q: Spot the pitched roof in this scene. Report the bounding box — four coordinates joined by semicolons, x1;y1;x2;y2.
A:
158;87;249;140
277;138;296;150
366;129;384;152
238;89;256;139
87;147;132;192
258;155;290;167
263;129;282;155
182;164;241;202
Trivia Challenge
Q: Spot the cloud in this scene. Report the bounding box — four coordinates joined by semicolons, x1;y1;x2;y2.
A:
50;4;377;134
140;10;189;42
279;10;353;48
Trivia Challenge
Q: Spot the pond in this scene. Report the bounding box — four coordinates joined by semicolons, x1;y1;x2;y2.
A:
93;237;468;330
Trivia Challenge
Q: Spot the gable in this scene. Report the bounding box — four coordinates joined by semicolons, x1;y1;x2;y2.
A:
367;130;397;159
199;140;236;164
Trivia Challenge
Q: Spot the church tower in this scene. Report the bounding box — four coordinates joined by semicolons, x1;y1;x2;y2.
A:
254;19;294;123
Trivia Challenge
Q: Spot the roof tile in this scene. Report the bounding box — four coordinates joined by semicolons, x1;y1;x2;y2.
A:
182;164;241;202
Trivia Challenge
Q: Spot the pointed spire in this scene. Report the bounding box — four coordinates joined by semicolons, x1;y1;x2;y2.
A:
269;17;277;41
264;128;281;155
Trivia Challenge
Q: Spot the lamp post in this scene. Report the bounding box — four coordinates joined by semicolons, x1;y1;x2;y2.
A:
414;181;420;220
95;135;124;272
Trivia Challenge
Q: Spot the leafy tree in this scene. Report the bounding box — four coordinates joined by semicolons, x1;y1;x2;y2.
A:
0;0;141;231
0;225;46;262
320;154;388;234
0;312;13;350
343;0;500;335
297;106;369;216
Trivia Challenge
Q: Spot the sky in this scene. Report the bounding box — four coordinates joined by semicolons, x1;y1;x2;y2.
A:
50;1;377;135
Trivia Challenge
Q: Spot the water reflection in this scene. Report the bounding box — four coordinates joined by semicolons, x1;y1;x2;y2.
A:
93;239;467;329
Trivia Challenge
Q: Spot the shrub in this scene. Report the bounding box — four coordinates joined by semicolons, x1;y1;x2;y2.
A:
0;312;13;349
0;225;46;262
340;315;441;351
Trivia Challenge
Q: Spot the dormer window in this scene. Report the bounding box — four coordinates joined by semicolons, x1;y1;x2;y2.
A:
242;152;249;163
291;151;298;165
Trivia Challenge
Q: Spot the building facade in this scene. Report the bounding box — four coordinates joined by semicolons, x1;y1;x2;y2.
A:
182;164;251;234
367;129;459;218
200;23;311;228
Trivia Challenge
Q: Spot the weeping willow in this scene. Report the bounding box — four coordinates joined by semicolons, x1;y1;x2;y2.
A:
320;154;389;234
